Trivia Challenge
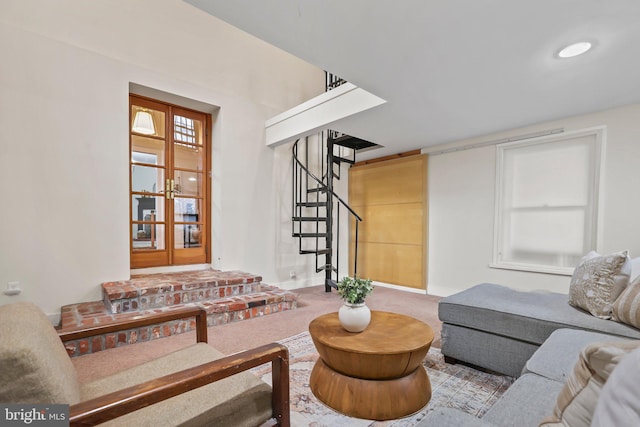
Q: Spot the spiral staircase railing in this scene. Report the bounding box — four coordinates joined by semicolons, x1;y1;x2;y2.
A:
292;135;362;291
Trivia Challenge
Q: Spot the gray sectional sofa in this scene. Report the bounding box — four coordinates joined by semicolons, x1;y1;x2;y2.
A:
418;283;640;427
438;283;640;377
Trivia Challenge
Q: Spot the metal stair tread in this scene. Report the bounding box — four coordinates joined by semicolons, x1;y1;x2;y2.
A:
300;249;331;255
296;201;327;207
292;232;328;238
292;216;327;222
307;187;327;193
333;156;355;164
331;134;378;151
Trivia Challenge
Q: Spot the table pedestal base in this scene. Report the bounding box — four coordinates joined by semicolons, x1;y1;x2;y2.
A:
309;358;432;420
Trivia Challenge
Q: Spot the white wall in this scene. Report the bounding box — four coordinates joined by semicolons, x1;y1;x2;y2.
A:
427;103;640;297
0;1;324;319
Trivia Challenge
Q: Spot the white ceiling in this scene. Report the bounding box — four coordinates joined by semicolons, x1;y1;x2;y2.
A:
185;0;640;159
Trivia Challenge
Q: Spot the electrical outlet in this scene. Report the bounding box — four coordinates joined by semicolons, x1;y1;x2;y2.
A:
289;271;296;279
4;281;21;296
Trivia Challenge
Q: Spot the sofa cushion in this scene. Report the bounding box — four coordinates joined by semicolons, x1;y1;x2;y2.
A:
523;329;631;382
591;346;640;427
81;343;272;427
438;283;640;347
568;250;630;319
482;373;563;427
540;340;640;427
612;275;640;329
0;302;81;404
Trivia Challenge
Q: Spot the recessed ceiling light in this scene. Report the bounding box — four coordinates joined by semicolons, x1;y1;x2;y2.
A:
557;42;592;58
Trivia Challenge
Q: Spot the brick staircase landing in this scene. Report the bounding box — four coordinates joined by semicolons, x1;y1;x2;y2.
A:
59;270;298;357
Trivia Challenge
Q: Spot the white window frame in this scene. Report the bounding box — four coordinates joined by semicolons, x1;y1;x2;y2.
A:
491;126;605;275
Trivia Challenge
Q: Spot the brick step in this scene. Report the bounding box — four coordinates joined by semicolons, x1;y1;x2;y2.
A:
101;270;266;313
59;270;298;357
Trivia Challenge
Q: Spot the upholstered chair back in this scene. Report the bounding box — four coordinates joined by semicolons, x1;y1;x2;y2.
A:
0;302;81;404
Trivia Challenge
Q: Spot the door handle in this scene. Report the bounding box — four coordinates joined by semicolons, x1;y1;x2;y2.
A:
165;179;175;199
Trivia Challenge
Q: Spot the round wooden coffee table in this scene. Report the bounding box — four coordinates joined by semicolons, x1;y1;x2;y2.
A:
308;310;434;420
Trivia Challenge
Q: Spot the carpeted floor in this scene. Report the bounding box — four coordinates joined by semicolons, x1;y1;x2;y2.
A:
251;332;515;426
73;285;443;382
70;284;514;425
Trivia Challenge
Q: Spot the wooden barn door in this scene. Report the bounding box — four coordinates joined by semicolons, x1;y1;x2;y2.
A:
348;154;428;290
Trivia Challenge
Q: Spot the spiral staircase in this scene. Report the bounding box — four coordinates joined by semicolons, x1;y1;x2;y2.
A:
291;129;377;291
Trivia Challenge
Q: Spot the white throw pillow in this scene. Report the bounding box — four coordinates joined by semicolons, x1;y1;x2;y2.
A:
568;250;630;319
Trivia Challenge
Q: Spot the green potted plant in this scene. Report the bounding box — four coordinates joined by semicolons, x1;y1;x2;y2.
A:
337;276;374;332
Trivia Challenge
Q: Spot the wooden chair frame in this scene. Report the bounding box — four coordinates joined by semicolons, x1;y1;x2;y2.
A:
58;307;290;427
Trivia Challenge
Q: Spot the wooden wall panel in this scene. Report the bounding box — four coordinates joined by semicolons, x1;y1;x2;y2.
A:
350;203;423;245
348;154;427;290
349;158;425;206
354;242;423;288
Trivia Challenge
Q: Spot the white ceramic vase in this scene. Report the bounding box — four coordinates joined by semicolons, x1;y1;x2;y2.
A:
338;302;371;333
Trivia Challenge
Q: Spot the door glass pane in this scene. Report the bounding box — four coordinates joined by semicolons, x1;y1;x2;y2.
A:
131;105;165;138
132;224;166;250
174;144;203;170
131;196;165;222
174;197;200;222
174;115;202;145
131;165;164;194
174;224;201;249
174;171;201;197
132;137;166;166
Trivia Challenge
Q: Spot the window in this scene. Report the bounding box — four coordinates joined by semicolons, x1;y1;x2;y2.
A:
492;127;604;275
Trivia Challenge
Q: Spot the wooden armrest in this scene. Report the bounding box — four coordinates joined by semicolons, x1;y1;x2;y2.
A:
69;342;289;427
58;306;208;344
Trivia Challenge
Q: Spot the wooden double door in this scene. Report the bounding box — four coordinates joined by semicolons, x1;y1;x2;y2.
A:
129;95;211;268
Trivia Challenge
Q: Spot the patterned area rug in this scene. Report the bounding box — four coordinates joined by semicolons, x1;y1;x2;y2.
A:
251;331;515;426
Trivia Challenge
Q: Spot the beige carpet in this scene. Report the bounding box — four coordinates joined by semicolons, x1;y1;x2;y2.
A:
70;285;514;425
73;284;443;383
251;331;514;426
